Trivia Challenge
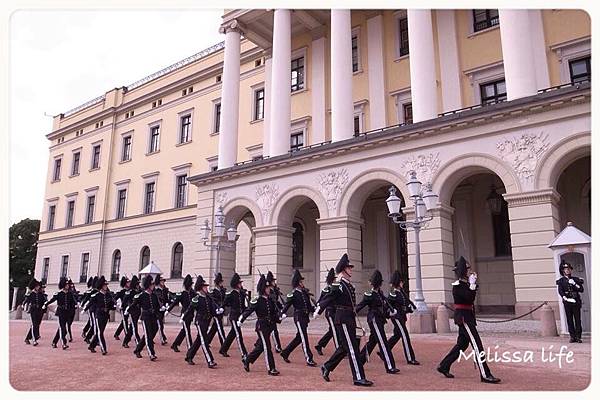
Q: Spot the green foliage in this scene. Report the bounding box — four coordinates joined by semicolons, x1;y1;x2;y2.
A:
9;218;40;287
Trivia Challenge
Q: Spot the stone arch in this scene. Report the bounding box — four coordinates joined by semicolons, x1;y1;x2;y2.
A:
432;153;521;204
535;132;591;189
338;168;410;219
221;196;263;227
271;186;329;226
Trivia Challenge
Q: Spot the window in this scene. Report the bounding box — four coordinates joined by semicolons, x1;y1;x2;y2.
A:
125;110;135;119
472;9;499;32
403;103;413;124
216;75;222;83
182;86;194;96
95;121;104;129
211;166;218;172
291;56;305;92
290;131;304;152
179;114;192;144
254;88;265;120
480;79;507;105
292;222;304;269
213;103;221;133
85;195;95;224
42;258;50;282
47;205;56;230
91;144;101;169
398;17;409;57
171;242;183;279
569;57;591;84
255;59;262;67
140;246;150;270
354;115;361;136
116;189;127;219
60;255;69;278
111;250;121;281
144;182;155;214
53;159;62;181
80;253;90;283
352;34;359;72
176;174;187;208
492;198;512;257
122;135;132;161
66;200;75;227
149;125;160;153
71;152;80;176
152;99;162;108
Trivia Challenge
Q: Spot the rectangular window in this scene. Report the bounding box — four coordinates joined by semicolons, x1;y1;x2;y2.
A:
399;17;409;57
473;9;499;32
116;189;127;219
60;255;69;278
403;103;413;124
91;144;101;169
85;195;95;224
254;88;265;120
180;115;192;144
53;159;62;181
352;34;359;72
47;205;56;230
80;253;90;283
42;258;50;282
149;125;160;153
144;182;155;214
211;166;218;172
569;56;591;84
176;175;187;208
122;135;132;161
66;200;75;228
353;116;361;135
291;57;305;92
214;103;221;133
480;79;507;105
71;152;80;176
290;131;304;152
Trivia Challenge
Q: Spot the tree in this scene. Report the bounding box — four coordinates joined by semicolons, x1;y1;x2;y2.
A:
9;218;40;288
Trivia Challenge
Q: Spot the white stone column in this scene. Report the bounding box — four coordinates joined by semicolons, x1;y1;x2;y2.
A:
311;36;326;144
263;54;272;157
407;9;438;122
499;10;539;100
367;14;386;129
217;22;242;169
269;9;292;157
435;10;462;112
330;9;354;142
529;10;550;90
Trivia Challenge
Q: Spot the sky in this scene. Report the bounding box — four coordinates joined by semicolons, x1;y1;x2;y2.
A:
9;9;224;224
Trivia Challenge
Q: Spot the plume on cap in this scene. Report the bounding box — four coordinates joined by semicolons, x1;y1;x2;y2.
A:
194;275;209;291
214;272;223;285
58;277;68;290
142;274;154;290
28;278;40;291
266;271;276;284
335;253;354;274
291;269;304;288
390;270;402;287
369;269;383;288
183;274;193;289
326;268;336;285
230;273;242;288
86;277;93;288
92;276;98;289
95;276;107;289
130;275;140;289
257;274;267;295
120;276;129;288
453;256;469;279
559;261;573;276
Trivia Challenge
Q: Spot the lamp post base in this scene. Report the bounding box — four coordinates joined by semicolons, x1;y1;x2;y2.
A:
408;306;436;334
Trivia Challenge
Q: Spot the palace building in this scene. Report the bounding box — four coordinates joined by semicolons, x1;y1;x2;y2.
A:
35;9;591;327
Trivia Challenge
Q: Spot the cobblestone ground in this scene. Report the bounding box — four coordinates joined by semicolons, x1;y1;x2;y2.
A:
9;319;590;391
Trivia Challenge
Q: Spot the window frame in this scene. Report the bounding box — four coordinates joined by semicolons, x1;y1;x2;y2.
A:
291;55;305;92
568;56;591;84
403;103;413;124
65;199;75;228
116;188;127;219
47;204;56;231
80;252;90;283
91;143;102;170
351;27;362;73
179;113;193;144
140;246;151;270
393;11;409;59
171;242;184;279
290;130;305;152
148;122;161;154
252;86;265;121
212;100;222;134
479;78;507;105
121;134;133;162
60;255;69;278
175;174;188;208
111;250;121;281
144;181;156;214
52;157;62;182
472;9;499;33
71;151;81;176
42;257;50;282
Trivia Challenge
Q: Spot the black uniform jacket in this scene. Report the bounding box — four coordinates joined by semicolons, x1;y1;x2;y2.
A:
223;288;248;321
316;285;336;319
210;287;226;308
132;290;161;320
318;277;358;325
183;293;219;324
270;286;284;310
356;288;392;324
80;288;98;311
556;276;584;305
387;287;415;322
123;288;141;318
23;291;46;313
451;279;478;325
154;286;170;309
89;291;116;317
168;289;196;316
240;295;281;331
281;287;315;322
44;290;77;317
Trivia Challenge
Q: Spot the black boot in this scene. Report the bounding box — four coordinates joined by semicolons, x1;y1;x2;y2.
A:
353;379;373;387
437;366;454;378
315;345;323;356
320;365;330;382
481;375;501;384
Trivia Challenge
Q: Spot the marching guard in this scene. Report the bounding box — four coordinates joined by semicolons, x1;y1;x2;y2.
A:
23;278;46;346
66;278;77;342
556;261;585;343
219;272;248;358
317;254;373;386
239;273;281;376
168;274;196;353
267;271;284;353
82;276;99;343
122;275;141;348
437;256;501;384
314;268;338;355
133;274;161;361
279;269;317;366
113;276;131;340
183;275;221;368
43;277;77;349
206;272;227;350
87;276;116;355
153;275;170;345
80;276;96;342
386;271;419;365
356;270;399;374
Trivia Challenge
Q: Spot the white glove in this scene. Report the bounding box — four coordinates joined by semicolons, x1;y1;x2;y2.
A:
563;296;576;303
280;313;287;321
159;305;167;312
468;273;477;285
312;311;319;319
163;309;169;316
390;308;398;316
314;305;321;315
216;307;224;315
179;317;184;324
42;305;47;310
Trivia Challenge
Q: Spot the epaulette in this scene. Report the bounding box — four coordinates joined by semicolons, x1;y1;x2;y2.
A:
91;293;98;297
192;296;199;303
250;296;259;304
331;282;341;292
322;287;331;293
451;280;460;286
53;291;59;295
389;291;397;297
225;291;232;295
286;292;294;298
176;292;182;296
364;291;373;296
134;293;141;298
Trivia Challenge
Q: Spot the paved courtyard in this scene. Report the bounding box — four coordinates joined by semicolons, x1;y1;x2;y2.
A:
9;319;590;391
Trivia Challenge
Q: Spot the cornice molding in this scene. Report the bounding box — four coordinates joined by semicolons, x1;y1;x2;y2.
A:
503;188;561;207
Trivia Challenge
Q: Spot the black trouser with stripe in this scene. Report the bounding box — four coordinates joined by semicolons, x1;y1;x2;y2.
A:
52;313;69;346
114;310;128;338
247;323;276;371
85;311;96;342
172;315;194;350
281;316;314;362
135;316;158;358
271;324;282;351
82;311;92;338
186;319;214;365
388;317;416;363
89;311;109;353
207;315;226;347
564;303;582;340
323;320;367;382
123;313;141;347
156;313;167;344
361;318;396;372
66;309;75;341
317;313;339;350
220;318;247;357
439;321;492;379
25;309;44;342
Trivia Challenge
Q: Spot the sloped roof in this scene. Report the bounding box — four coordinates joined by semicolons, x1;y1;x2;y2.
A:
548;222;591;248
139;261;163;275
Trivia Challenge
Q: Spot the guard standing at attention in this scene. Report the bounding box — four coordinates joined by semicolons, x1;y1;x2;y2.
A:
122;275;141;348
219;272;248;358
113;276;131;340
153;275;170;345
437;256;501;384
133;274;161;361
206;272;227;350
386;270;419;365
43;276;76;350
23;278;46;346
280;269;317;366
266;271;284;353
169;274;196;353
88;276;116;355
556;261;585;343
314;268;338;355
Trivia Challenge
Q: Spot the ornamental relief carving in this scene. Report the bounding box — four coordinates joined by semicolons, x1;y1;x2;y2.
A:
497;132;550;183
215;192;228;207
399;152;441;184
255;183;279;222
318;169;350;211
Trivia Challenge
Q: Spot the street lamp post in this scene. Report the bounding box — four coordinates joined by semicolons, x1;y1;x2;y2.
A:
200;206;239;276
386;171;439;314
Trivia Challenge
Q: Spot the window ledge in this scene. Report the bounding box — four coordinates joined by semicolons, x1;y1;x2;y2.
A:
291;87;308;96
176;140;193;147
250;118;264;125
467;24;500;39
210;131;220;137
353;68;364;75
89;167;100;172
69;173;80;178
393;54;410;63
51;179;61;183
119;159;132;164
145;150;160;156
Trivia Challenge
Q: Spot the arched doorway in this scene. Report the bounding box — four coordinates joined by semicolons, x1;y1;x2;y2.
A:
556;155;591;235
